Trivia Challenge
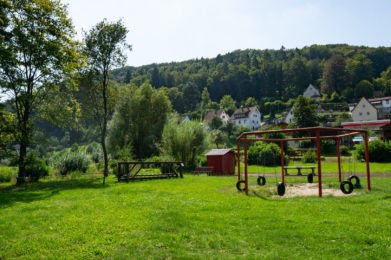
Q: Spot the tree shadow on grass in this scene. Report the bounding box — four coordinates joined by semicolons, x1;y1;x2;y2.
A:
0;177;109;209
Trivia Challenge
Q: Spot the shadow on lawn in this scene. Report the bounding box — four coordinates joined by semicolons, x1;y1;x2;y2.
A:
0;177;109;208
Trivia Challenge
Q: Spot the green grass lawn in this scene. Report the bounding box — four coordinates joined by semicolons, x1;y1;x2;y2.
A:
1;175;391;259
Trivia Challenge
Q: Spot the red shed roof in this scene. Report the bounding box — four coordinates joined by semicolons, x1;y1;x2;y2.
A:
205;149;234;156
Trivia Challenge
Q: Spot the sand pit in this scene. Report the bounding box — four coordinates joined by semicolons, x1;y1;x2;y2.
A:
272;183;356;198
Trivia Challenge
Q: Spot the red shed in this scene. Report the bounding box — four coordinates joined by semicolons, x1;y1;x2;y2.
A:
205;149;236;175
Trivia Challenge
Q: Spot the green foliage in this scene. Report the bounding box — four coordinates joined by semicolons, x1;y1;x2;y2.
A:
321;140;336;155
0;167;17;182
248;142;283;166
0;0;83;183
333;112;352;127
321;54;350;95
356;140;391;162
292;96;318;128
340;145;350;156
208;115;223;130
107;83;171;159
24;154;49;182
354;80;374;98
161;120;208;169
82;18;131;180
56;151;91;176
219;95;236;115
210;130;226;148
0;105;16;158
302;151;317;163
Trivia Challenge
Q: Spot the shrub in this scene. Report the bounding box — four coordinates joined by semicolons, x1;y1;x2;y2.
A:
248;142;286;166
321;140;336;155
24;154;49;182
356;140;391;162
302;151;317;163
199;156;207;166
0;167;17;182
57;152;91;176
340;145;350;156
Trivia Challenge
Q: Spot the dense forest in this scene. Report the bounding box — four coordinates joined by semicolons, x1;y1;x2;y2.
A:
112;44;391;116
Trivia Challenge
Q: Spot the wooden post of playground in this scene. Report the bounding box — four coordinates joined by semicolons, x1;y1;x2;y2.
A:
364;131;371;191
280;141;285;183
237;140;241;181
244;136;248;195
336;138;342;183
316;129;322;197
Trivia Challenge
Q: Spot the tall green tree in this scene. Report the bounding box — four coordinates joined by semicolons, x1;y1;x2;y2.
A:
107;83;171;159
292;96;318;128
82;19;131;184
354;80;374;99
219;95;236;115
321;54;350;95
0;0;82;184
346;54;374;86
200;87;211;113
161;120;208;168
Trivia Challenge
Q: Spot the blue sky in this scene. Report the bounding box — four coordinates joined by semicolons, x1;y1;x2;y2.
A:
63;0;391;67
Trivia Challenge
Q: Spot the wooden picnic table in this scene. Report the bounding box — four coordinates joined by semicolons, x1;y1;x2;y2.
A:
284;166;316;176
194;166;214;175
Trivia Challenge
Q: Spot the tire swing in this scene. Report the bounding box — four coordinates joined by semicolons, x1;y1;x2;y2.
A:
257;176;266;186
256;156;266;186
348;175;361;188
277;182;286;196
307;173;314;183
340;180;354;194
236;180;245;192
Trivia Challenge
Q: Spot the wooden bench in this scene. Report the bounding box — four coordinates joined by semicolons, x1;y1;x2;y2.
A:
194;166;213;175
284;166;316;176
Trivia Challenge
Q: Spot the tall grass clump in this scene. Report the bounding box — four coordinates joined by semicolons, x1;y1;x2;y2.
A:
56;151;91;176
0;167;17;182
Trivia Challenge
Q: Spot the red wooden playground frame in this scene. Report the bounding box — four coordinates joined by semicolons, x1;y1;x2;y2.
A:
237;127;371;197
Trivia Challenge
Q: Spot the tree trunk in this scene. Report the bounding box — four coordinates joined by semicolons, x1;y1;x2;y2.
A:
16;104;30;185
16;142;27;185
101;136;108;185
102;67;109;185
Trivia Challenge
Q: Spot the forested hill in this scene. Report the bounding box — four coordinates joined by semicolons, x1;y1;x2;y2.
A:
112;44;391;113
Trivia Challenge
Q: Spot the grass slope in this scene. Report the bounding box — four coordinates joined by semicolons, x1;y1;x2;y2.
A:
1;175;391;259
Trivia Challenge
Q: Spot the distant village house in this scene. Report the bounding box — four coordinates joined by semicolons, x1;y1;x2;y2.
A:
204;109;229;124
230;106;262;130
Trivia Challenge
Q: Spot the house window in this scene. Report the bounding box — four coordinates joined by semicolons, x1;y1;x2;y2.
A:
244;119;247;123
359;112;362;116
363;104;366;108
367;112;370;115
239;120;241;124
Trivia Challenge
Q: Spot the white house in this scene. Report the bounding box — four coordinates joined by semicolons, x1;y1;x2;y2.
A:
204;109;229;124
368;96;391;117
350;97;378;122
284;108;294;124
230;106;262;130
303;84;322;100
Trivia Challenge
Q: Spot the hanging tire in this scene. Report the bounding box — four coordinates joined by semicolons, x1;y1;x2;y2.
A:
340;180;354;194
348;175;361;188
307;173;314;183
257;176;266;186
236;180;245;192
277;182;285;196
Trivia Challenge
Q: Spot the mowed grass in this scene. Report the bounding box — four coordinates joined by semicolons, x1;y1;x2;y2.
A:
1;175;391;259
